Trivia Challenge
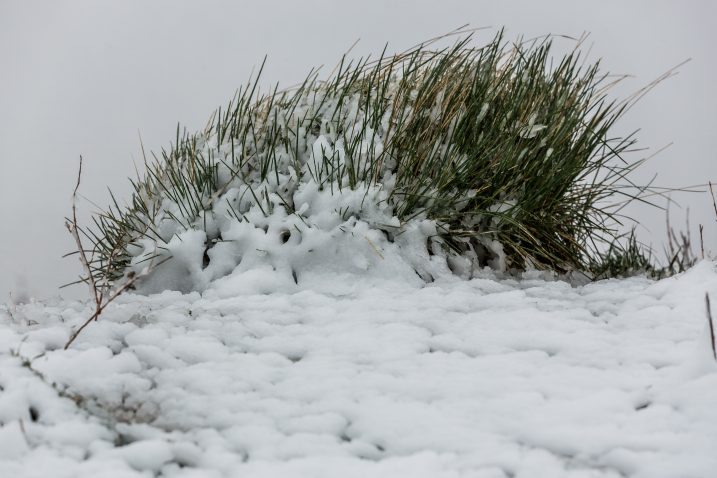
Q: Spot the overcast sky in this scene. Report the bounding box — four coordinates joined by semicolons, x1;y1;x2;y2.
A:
1;0;715;301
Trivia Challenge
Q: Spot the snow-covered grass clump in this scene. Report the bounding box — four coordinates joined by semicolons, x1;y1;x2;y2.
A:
82;31;653;294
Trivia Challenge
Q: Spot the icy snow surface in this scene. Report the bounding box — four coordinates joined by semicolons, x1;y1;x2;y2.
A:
1;262;717;477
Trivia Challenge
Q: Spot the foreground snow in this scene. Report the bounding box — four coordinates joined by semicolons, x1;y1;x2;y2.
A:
1;262;716;477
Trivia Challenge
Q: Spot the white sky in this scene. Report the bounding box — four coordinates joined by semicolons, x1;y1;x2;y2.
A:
1;0;715;300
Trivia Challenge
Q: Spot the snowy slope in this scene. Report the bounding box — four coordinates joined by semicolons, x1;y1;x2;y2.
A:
1;262;716;478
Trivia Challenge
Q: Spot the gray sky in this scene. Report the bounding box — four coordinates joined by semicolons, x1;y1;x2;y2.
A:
1;0;715;301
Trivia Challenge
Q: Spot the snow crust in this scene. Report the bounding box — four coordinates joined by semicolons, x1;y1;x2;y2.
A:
1;262;717;477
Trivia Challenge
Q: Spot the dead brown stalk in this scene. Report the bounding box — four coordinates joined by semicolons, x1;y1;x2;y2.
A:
64;157;164;350
706;293;717;361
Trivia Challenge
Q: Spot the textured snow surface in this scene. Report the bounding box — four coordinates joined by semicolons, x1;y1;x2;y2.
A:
1;262;717;477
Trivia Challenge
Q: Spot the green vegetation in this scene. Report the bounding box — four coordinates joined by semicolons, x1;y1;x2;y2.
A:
74;30;673;290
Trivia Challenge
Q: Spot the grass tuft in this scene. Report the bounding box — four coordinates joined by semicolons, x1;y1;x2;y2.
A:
71;30;675;289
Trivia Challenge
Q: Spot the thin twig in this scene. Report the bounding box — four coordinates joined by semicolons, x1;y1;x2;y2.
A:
66;157;101;308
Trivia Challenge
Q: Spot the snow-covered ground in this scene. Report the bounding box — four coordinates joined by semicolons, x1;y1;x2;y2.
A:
1;261;716;478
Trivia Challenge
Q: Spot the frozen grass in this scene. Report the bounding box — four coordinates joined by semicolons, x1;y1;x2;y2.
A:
75;30;670;291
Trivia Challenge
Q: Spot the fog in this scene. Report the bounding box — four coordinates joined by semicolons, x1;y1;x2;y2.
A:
1;0;715;301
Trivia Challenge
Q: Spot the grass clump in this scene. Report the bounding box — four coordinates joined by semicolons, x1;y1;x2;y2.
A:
589;229;656;280
73;30;664;290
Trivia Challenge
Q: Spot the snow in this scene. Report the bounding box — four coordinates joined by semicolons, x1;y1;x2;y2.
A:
1;260;716;477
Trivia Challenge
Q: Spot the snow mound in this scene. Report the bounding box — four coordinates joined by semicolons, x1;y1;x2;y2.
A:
132;181;452;295
1;262;716;477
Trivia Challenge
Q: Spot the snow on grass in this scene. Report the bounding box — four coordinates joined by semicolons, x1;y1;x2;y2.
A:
82;32;663;295
1;261;716;477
